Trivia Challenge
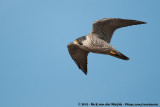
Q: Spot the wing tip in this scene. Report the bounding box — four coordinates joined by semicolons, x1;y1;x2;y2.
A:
82;69;87;75
84;72;87;75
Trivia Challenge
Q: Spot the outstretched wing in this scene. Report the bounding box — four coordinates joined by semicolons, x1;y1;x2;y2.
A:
90;18;146;43
67;43;89;75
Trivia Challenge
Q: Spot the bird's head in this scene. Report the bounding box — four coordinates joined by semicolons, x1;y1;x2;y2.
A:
73;36;86;45
74;39;83;45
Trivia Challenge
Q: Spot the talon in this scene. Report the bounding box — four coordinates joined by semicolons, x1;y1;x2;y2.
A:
110;51;116;55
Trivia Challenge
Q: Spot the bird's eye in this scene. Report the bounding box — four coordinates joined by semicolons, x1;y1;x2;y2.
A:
74;40;78;44
79;42;83;45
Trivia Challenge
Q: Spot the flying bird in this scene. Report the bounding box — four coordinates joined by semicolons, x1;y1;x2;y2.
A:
67;18;146;75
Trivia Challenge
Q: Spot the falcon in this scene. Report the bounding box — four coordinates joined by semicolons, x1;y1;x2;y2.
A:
67;18;146;75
